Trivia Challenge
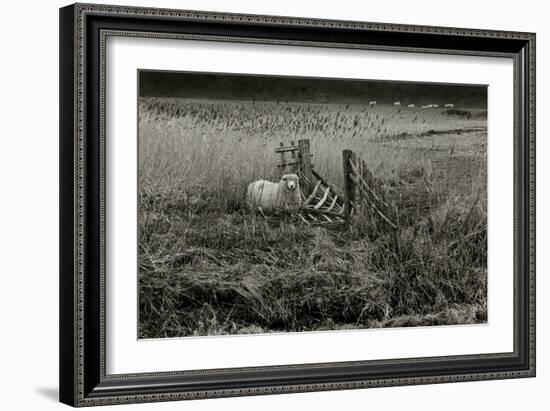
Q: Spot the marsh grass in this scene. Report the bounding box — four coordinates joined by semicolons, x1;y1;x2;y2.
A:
138;97;487;338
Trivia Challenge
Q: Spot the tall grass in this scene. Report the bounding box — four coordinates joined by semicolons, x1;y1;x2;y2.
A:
138;97;487;338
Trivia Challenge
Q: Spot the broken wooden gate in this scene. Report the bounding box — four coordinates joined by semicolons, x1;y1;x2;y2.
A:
272;139;400;238
343;149;400;249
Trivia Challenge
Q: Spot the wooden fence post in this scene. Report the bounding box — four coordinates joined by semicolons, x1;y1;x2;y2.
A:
298;139;313;194
278;142;285;174
342;150;355;222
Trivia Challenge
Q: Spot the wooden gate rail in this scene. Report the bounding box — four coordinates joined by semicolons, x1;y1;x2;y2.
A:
297;170;346;226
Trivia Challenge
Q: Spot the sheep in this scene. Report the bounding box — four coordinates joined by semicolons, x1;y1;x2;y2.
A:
247;174;302;211
394;101;401;106
369;101;377;107
445;103;455;108
407;104;415;108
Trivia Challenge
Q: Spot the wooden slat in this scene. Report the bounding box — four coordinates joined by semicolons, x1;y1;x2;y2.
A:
348;159;389;208
312;169;344;201
321;214;333;222
258;207;267;220
297;213;310;224
350;175;397;229
314;187;331;209
299;207;345;218
304;180;322;206
297;171;310;185
275;145;300;153
277;159;301;167
299;170;343;212
325;195;339;212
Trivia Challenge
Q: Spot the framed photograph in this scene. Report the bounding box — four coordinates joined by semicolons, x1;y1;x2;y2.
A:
59;3;535;407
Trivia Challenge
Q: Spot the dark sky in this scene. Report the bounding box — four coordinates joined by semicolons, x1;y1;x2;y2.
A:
139;70;487;108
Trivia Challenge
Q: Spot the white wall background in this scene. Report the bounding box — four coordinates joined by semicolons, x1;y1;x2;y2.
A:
0;0;546;409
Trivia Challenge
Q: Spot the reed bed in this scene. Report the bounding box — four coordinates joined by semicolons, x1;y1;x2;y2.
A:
138;97;487;338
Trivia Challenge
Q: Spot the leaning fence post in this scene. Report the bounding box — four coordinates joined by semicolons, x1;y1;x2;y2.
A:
342;150;355;222
298;139;313;194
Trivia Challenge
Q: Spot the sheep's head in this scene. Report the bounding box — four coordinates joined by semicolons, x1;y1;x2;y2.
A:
281;174;299;192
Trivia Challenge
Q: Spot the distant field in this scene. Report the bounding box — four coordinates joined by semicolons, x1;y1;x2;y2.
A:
138;97;487;338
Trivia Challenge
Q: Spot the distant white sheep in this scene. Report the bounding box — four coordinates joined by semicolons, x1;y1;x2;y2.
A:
407;104;415;108
445;103;455;108
369;101;377;107
394;101;401;106
247;174;302;211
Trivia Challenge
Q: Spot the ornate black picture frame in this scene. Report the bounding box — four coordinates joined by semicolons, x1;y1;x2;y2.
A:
59;3;535;407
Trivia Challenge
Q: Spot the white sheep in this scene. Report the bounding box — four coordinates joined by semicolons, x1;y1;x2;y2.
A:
369;101;377;107
246;174;302;211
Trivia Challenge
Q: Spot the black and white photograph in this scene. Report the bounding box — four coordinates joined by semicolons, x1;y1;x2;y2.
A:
48;1;537;408
138;71;488;339
1;0;545;408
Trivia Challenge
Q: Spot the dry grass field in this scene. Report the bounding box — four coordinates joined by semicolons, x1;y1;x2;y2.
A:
138;97;488;338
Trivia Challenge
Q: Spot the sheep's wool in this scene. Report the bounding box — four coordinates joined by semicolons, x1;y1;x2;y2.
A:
247;174;302;210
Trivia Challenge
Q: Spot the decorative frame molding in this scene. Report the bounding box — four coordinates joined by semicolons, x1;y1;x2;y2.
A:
60;3;535;407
